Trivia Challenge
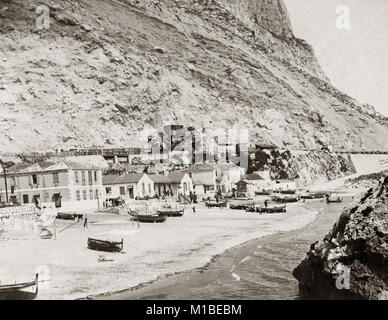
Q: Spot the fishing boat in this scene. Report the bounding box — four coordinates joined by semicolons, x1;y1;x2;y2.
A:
257;204;287;214
0;274;39;300
205;200;227;208
229;198;254;210
157;206;184;217
271;195;299;203
56;212;75;220
299;193;315;200
130;213;167;223
312;192;330;199
255;191;271;196
87;238;124;252
279;189;296;195
326;196;343;203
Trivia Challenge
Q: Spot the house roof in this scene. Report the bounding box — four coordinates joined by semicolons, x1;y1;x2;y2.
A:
187;163;215;172
245;173;265;181
150;174;172;184
103;173;145;185
167;171;187;183
3;160;100;175
64;161;101;170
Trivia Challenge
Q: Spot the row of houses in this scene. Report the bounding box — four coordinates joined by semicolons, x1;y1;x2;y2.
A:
0;156;298;212
0;159;247;212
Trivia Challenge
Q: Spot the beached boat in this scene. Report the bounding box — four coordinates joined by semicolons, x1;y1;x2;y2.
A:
279;189;296;195
299;193;315;200
257;205;287;214
312;192;330;199
255;191;271;196
271;195;299;203
229;198;254;210
326;196;343;203
56;212;75;220
157;206;184;217
87;238;124;252
0;274;39;300
130;213;167;223
205;200;227;208
246;204;286;213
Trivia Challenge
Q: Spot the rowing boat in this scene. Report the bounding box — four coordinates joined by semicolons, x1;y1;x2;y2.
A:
0;274;39;300
130;213;167;223
87;238;124;252
205;200;227;208
157;208;184;217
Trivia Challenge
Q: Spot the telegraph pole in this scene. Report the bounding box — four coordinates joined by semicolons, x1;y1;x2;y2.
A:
0;160;9;203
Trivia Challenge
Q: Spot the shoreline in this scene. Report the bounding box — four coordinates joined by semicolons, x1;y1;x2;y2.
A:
97;199;349;300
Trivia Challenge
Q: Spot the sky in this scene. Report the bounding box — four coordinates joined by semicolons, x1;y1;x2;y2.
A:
284;0;388;116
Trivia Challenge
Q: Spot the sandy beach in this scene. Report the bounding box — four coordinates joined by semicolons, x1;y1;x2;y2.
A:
1;200;324;300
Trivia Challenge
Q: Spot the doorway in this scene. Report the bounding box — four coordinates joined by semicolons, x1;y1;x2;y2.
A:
128;187;134;199
52;193;62;208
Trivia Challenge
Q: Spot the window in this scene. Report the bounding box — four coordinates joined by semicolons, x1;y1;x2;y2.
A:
142;183;145;194
76;191;81;201
81;171;86;186
120;186;125;196
148;184;151;194
32;174;38;184
11;186;15;194
94;171;97;182
95;190;99;199
88;171;93;185
23;194;29;204
89;190;94;200
83;190;87;200
75;171;79;183
53;173;59;184
105;187;112;194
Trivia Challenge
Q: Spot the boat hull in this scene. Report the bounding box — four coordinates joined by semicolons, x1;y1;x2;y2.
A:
131;215;167;223
205;201;227;208
157;210;184;217
87;238;123;252
0;274;38;300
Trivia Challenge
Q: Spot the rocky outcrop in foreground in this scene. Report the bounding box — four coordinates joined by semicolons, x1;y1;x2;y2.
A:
293;178;388;300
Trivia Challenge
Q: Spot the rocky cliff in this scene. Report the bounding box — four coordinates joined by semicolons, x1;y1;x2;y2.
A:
1;0;388;152
248;148;355;185
293;178;388;299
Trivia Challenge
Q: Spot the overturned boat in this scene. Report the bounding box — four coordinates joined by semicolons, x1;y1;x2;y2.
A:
87;238;124;253
0;274;39;300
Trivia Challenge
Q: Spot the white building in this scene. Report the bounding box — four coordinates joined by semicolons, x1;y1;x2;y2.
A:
102;173;155;201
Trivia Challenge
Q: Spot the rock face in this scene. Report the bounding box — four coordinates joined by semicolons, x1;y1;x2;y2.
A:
293;178;388;300
1;0;388;152
248;148;355;185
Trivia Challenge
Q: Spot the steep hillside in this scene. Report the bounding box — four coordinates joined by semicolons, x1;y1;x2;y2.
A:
1;0;388;152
